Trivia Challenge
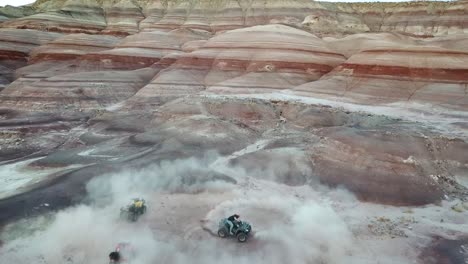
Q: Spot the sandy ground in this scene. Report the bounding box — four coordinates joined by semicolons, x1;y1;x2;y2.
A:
202;92;468;140
0;158;83;200
0;153;467;264
0;94;466;263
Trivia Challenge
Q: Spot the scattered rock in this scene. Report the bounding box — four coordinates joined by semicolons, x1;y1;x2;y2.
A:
368;216;408;238
403;209;414;214
451;203;465;213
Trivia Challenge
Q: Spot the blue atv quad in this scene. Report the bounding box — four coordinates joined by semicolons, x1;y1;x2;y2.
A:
217;218;252;242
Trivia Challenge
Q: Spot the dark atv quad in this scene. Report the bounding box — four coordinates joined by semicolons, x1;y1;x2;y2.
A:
109;251;121;263
109;242;135;263
120;198;147;222
217;218;252;242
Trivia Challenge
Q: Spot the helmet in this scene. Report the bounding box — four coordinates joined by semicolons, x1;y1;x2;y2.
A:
109;251;120;261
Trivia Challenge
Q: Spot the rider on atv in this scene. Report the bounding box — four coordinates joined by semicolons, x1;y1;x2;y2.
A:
109;242;135;263
217;214;251;242
227;214;240;235
129;198;145;214
120;198;147;222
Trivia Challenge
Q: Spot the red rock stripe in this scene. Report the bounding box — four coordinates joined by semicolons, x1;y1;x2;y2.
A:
17;26;100;34
330;72;466;85
47;24;105;31
100;31;131;37
15;19;105;30
180;25;212;31
28;53;82;63
362;49;468;56
377;9;468;16
384;21;468;27
0;96;127;102
35;80;143;83
177;57;335;72
0;50;28;60
339;63;468;82
82;54;161;61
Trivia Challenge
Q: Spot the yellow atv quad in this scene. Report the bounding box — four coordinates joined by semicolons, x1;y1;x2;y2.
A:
120;198;147;222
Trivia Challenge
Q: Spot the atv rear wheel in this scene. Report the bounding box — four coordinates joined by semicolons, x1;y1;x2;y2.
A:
119;209;127;219
218;228;227;238
237;232;248;242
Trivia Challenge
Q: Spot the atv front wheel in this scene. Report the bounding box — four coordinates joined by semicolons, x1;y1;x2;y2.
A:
237;232;248;242
130;213;138;222
217;228;227;238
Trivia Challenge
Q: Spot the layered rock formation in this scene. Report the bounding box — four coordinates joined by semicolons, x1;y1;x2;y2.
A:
29;33;121;63
0;28;62;90
0;68;157;111
129;24;345;106
323;32;419;58
2;0;107;34
0;5;35;22
1;1;467;112
101;1;145;36
294;45;468;110
1;28;208;111
81;28;208;70
3;33;121;98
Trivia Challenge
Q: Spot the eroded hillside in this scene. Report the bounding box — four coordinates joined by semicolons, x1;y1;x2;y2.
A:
0;1;467;264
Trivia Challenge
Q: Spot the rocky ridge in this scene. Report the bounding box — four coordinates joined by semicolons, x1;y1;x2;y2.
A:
1;0;468;36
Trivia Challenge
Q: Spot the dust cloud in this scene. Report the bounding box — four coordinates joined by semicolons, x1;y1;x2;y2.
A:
0;154;360;264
